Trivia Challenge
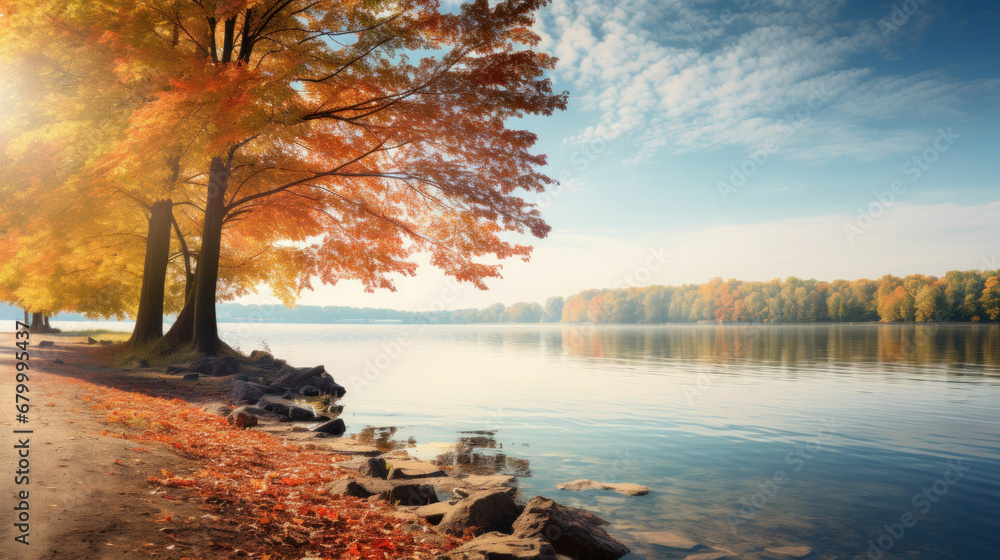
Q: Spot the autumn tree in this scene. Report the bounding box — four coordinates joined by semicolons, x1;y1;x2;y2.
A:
982;276;1000;321
505;301;543;323
59;0;564;354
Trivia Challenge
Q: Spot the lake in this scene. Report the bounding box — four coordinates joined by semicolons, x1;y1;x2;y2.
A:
57;321;1000;559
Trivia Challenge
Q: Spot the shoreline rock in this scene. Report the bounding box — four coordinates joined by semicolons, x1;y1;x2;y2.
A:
212;352;629;560
556;478;650;496
512;496;631;560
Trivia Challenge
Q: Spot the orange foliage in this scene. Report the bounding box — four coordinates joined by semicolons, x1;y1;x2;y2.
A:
35;372;464;559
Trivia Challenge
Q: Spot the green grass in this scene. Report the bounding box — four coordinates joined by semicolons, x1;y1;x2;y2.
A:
51;329;132;341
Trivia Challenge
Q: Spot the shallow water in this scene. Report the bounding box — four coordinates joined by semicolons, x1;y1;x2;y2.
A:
57;321;1000;559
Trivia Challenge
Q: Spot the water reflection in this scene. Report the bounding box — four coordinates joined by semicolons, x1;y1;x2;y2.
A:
434;430;532;477
559;323;1000;367
204;322;1000;559
354;426;417;452
354;426;533;477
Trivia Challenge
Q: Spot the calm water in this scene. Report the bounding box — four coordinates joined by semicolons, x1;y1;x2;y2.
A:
57;322;1000;559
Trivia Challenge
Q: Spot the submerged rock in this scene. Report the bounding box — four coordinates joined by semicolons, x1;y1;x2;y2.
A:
764;546;812;558
512;496;629;560
636;531;699;550
556;479;650;496
39;340;55;347
387;459;448;480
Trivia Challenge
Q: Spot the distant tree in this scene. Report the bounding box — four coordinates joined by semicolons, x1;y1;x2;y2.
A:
982;276;1000;321
481;303;506;323
914;282;944;322
506;301;543;323
641;287;670;323
542;296;564;322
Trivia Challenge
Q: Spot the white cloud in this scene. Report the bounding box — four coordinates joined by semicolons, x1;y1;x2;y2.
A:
537;0;992;163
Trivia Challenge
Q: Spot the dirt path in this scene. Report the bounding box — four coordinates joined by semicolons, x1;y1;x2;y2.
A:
1;334;230;560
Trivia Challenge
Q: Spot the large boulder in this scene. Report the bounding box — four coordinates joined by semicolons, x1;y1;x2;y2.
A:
231;380;267;405
314;374;347;398
287;405;316;421
436;490;522;537
299;385;321;396
512;497;629;560
226;407;259;430
385;483;439;507
262;402;291;416
358;457;389;479
409;501;456;524
314;418;346;435
327;478;374;499
326;477;437;506
437;532;560;560
248;350;285;370
272;364;326;388
189;356;240;377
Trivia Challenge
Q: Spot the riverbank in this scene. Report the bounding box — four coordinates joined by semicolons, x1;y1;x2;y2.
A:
2;334;638;560
1;335;467;559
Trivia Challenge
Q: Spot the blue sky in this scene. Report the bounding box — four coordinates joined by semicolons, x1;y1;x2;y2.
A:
257;0;1000;311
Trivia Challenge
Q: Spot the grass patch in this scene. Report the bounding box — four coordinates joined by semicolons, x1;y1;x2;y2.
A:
53;329;132;341
103;340;202;369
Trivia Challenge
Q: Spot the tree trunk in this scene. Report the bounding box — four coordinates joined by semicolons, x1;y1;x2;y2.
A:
43;315;51;330
23;309;28;324
130;199;173;346
192;157;229;355
161;277;196;349
30;312;44;331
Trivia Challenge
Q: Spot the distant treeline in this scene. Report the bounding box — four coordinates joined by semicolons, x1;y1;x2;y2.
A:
562;270;1000;324
211;301;566;325
213;269;1000;325
8;269;998;326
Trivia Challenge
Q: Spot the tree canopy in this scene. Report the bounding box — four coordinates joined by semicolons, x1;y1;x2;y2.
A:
0;0;567;353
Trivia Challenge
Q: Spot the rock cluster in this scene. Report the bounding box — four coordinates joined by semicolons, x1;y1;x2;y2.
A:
179;351;636;560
